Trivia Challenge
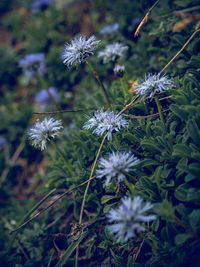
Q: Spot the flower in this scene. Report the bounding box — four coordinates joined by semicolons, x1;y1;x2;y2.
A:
98;43;128;64
113;64;125;78
100;23;119;38
19;53;45;78
35;87;59;110
0;136;7;150
107;196;156;243
30;0;53;13
135;73;173;101
96;151;139;187
62;35;100;67
83;109;129;140
28;117;63;150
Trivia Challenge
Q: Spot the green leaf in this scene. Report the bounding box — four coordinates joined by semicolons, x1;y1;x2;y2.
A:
110;249;126;267
170;104;188;120
55;233;87;267
175;233;191;245
101;195;117;204
173;144;192;157
187;119;200;147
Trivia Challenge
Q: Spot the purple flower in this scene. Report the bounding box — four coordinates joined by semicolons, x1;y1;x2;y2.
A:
0;136;7;150
98;43;128;64
19;53;45;78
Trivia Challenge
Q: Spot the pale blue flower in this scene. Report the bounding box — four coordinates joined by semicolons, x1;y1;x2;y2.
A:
107;196;156;243
19;53;45;78
98;43;128;64
28;117;63;150
30;0;53;13
83;109;129;140
135;73;173;101
96;151;139;187
100;23;119;38
0;136;7;150
113;64;125;77
35;87;59;110
62;35;100;67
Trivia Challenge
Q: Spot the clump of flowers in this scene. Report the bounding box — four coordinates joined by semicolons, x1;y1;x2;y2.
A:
35;87;59;110
135;73;173;101
113;64;125;78
62;35;100;67
100;23;119;38
98;43;128;64
19;53;45;78
96;151;139;187
28;117;63;150
83;109;129;140
30;0;53;13
107;196;156;243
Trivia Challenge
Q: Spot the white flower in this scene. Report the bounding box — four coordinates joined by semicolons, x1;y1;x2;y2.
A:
100;23;119;38
62;35;100;67
28;117;63;150
98;43;128;64
135;73;173;101
107;196;156;243
83;109;129;140
96;151;139;187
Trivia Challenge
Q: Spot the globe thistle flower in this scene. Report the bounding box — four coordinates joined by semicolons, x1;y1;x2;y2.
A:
135;73;173;101
30;0;53;13
113;64;125;78
19;53;45;78
100;23;119;38
98;43;128;64
35;87;59;110
62;35;100;67
107;196;156;243
83;109;129;140
96;151;139;187
28;117;63;150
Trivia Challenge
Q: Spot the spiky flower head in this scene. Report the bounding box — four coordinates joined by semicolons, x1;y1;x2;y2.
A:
19;53;45;78
98;43;128;64
135;73;173;101
96;151;139;187
113;64;125;78
35;87;59;110
28;117;63;150
30;0;53;13
83;109;129;140
100;23;119;38
62;35;100;67
107;196;156;243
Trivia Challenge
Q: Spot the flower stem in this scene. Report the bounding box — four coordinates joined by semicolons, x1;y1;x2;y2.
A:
120;76;128;99
86;60;112;110
154;95;164;123
36;72;67;125
49;139;74;178
75;135;106;267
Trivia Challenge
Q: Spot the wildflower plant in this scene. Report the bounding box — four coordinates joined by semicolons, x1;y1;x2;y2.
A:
107;196;156;243
62;35;100;67
135;73;173;101
98;43;128;64
83;109;129;140
96;151;139;187
35;87;59;110
28;117;63;150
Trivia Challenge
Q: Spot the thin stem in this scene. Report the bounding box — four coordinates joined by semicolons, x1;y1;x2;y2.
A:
120;76;128;99
154;95;164;124
75;135;106;267
49;139;74;178
86;60;112;110
160;29;200;73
